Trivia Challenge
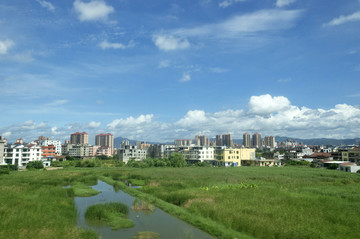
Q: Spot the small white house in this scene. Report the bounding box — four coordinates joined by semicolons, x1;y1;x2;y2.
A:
339;163;360;173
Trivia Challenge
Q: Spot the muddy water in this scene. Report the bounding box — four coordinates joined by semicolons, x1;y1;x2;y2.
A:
75;180;214;239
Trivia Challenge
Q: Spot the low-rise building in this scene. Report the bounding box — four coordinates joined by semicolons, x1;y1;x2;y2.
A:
41;145;56;160
118;145;147;163
38;140;62;155
339;162;360;173
214;147;256;166
68;144;91;157
3;144;42;166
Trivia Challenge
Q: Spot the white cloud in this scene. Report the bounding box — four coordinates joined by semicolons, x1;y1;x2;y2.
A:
88;121;101;128
324;11;360;26
277;78;292;83
0;39;14;54
219;0;246;8
180;72;191;82
152;34;190;51
2;131;11;138
158;60;171;68
108;114;154;128
37;0;55;12
99;40;135;50
73;0;114;22
172;9;302;38
248;94;291;115
2;95;360;143
276;0;296;8
45;99;69;106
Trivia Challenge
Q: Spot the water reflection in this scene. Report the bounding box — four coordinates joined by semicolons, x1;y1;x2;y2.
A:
75;180;214;239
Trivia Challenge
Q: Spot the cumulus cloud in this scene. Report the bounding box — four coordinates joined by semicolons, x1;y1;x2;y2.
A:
2;95;360;143
180;72;191;82
276;0;296;8
108;114;154;128
152;34;190;51
248;94;291;115
99;40;135;50
88;121;101;128
73;0;114;22
0;39;14;54
219;0;246;8
324;11;360;26
36;0;55;12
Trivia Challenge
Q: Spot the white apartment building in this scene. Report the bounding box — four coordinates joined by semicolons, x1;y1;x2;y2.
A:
38;140;62;155
179;146;215;162
68;144;91;157
118;145;147;163
3;144;42;166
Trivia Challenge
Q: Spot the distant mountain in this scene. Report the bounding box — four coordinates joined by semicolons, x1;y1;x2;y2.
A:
274;136;360;146
113;137;163;148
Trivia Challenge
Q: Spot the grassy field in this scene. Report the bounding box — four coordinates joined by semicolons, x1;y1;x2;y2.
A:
0;169;99;239
0;166;359;239
105;167;360;239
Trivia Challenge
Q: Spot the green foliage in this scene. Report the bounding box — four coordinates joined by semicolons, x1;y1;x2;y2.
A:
75;159;101;168
0;164;18;171
328;163;339;170
26;160;44;169
168;153;187;167
85;202;134;230
0;169;100;239
285;160;311;166
66;155;76;161
71;182;100;197
0;168;10;175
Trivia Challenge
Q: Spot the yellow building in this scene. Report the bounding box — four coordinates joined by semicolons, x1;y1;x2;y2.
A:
215;147;256;166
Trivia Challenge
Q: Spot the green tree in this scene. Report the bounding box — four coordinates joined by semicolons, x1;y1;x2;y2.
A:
26;161;44;169
168;153;187;167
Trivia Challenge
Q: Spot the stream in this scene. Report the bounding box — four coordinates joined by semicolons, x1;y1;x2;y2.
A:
74;180;214;239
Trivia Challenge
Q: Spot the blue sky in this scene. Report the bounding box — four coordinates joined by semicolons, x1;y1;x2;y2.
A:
0;0;359;144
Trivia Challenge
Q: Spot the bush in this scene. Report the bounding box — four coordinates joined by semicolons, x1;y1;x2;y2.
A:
26;161;44;169
0;164;18;171
0;168;10;175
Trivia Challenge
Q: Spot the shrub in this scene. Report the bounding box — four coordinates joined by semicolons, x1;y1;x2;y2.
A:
26;161;44;169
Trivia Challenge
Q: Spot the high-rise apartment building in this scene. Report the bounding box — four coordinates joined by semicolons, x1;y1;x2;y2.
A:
264;136;276;148
252;133;262;149
243;133;251;147
95;133;114;153
222;133;233;147
70;132;88;145
195;135;210;146
216;135;222;146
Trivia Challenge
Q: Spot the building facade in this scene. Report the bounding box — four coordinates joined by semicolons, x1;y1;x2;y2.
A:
38;140;62;155
95;133;114;154
243;133;251;147
214;147;256;166
41;145;56;159
3;144;42;166
70;132;88;145
252;133;262;149
264;136;276;149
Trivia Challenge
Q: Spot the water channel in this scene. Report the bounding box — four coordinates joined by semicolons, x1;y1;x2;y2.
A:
74;180;214;239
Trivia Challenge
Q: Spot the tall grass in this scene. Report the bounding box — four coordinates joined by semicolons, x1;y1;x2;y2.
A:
85;202;134;230
0;169;99;239
106;167;360;239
